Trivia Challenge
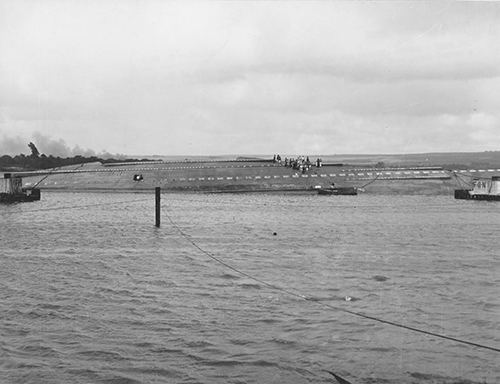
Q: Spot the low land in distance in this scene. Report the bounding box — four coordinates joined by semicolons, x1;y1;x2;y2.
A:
2;151;499;172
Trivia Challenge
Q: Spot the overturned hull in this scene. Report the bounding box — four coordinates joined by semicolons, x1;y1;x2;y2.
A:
15;159;466;194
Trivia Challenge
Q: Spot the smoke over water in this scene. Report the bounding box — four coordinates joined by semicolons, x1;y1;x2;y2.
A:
0;132;117;158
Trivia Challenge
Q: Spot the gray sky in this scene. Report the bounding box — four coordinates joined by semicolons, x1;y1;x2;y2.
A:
1;1;499;157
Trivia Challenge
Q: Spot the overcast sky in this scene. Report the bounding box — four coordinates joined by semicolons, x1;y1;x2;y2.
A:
1;1;499;157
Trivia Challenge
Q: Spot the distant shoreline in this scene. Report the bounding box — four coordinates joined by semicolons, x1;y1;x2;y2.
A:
2;151;500;173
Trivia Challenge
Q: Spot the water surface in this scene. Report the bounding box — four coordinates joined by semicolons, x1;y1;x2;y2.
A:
1;192;499;383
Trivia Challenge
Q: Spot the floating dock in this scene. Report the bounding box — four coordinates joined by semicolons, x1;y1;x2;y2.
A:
455;176;500;201
1;173;41;203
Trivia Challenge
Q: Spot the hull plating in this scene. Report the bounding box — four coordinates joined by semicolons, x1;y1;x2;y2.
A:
19;160;459;194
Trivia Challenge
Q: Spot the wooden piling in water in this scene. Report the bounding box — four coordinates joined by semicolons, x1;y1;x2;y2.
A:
155;187;160;227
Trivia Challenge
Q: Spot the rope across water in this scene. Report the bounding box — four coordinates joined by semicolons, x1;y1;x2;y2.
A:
163;204;500;354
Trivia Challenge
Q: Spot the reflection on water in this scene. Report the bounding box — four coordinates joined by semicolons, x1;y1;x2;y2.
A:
1;192;499;383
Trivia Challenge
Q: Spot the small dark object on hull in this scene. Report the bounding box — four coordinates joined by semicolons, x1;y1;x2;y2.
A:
318;187;357;196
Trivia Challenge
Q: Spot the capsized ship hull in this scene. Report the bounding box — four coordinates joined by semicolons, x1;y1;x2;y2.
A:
17;158;463;194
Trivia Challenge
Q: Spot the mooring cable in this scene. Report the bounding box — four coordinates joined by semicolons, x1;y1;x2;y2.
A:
163;205;500;354
451;172;469;190
30;163;87;189
357;173;381;189
446;170;472;188
446;169;493;182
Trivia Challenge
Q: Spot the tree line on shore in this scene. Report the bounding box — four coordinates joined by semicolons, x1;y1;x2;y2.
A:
0;142;148;171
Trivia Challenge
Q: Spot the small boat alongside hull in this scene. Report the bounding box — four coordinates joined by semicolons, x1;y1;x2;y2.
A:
317;187;357;196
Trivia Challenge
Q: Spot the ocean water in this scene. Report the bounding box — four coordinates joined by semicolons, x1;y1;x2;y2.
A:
1;192;498;384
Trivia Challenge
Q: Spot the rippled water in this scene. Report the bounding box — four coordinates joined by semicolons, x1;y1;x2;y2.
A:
1;192;499;384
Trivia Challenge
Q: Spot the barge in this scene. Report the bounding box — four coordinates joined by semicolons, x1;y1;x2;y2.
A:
454;176;500;201
1;174;41;203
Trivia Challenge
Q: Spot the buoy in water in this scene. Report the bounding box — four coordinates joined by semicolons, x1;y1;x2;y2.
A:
372;275;389;282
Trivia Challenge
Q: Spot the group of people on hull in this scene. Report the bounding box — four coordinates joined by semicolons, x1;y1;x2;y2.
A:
273;154;323;173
